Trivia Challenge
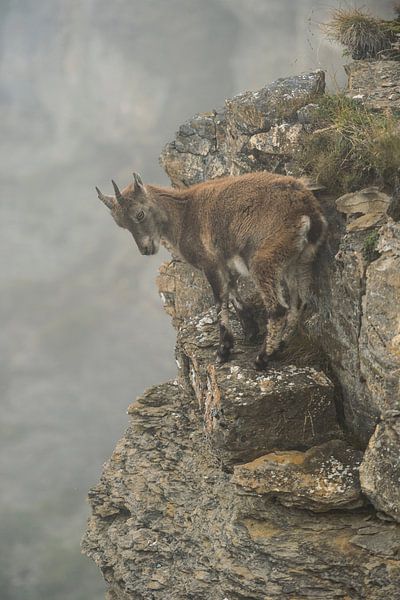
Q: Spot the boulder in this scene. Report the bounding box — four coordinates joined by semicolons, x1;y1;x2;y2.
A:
177;308;340;466
360;417;400;523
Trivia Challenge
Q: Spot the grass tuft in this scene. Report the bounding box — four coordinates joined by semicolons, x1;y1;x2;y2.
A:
324;8;396;60
363;230;380;262
297;94;400;194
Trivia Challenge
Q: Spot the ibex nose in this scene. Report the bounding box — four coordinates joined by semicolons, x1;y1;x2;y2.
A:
140;243;154;256
139;236;155;256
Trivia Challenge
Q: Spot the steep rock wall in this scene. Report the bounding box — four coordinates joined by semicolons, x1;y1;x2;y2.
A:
83;64;400;598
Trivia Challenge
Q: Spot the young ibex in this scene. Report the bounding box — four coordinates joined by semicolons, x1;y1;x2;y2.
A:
96;171;326;370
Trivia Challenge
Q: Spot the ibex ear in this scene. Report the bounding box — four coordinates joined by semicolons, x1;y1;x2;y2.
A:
133;172;145;192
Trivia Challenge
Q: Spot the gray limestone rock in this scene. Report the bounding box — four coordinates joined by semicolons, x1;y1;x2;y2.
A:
225;71;325;135
174;304;340;467
160;70;325;186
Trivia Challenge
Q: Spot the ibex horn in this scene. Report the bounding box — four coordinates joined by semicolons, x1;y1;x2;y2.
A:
96;186;116;210
111;179;124;205
133;172;143;187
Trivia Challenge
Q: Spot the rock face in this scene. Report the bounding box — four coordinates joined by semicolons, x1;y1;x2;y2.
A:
83;66;400;597
83;383;400;600
345;60;400;112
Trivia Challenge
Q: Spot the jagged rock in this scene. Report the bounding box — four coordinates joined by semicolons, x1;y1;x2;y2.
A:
82;382;400;600
296;102;319;125
350;524;400;557
345;60;400;112
378;219;400;255
160;70;325;186
335;188;390;232
360;418;400;523
225;71;325;135
336;187;391;216
204;362;339;466
346;213;386;232
232;440;364;512
387;185;400;222
247;123;303;169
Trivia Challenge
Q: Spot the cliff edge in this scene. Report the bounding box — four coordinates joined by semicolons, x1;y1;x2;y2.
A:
82;64;400;599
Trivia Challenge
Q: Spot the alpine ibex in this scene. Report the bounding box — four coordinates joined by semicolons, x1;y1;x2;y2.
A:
96;171;327;370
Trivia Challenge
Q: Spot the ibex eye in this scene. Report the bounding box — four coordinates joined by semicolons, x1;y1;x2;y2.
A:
136;210;145;222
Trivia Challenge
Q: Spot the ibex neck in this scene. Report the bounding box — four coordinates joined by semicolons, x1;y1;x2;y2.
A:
147;185;187;251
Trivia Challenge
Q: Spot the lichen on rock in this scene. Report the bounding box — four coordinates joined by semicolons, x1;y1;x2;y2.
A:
232;440;364;512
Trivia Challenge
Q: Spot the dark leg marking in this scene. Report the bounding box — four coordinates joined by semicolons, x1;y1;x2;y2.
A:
205;268;234;364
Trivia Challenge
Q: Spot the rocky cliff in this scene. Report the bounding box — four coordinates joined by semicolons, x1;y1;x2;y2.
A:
82;63;400;599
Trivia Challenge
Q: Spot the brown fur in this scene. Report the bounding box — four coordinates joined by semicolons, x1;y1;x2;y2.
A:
97;171;327;369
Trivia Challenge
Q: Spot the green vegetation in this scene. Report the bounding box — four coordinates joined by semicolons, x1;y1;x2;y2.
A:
297;94;400;194
363;230;380;263
324;7;400;60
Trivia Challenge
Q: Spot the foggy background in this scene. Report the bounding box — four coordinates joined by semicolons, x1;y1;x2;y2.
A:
0;1;394;598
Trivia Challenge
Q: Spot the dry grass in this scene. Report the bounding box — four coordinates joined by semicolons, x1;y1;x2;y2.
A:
324;8;395;59
297;94;400;194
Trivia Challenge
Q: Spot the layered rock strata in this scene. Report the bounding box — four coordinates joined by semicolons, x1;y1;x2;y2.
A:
83;382;400;599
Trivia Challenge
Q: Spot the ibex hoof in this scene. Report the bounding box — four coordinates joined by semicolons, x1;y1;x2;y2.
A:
216;348;231;364
254;353;269;371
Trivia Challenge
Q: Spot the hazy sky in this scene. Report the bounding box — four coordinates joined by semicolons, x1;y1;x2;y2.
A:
0;1;394;598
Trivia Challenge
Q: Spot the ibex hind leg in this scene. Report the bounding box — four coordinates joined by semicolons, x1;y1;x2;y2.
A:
229;277;259;343
251;251;289;371
282;254;313;344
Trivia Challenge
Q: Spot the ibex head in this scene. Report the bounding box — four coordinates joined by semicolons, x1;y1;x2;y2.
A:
96;173;160;255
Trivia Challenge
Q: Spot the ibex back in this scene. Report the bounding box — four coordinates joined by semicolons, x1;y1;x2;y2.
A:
96;171;327;370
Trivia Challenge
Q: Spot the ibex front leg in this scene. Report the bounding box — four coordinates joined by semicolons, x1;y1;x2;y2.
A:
205;268;234;363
